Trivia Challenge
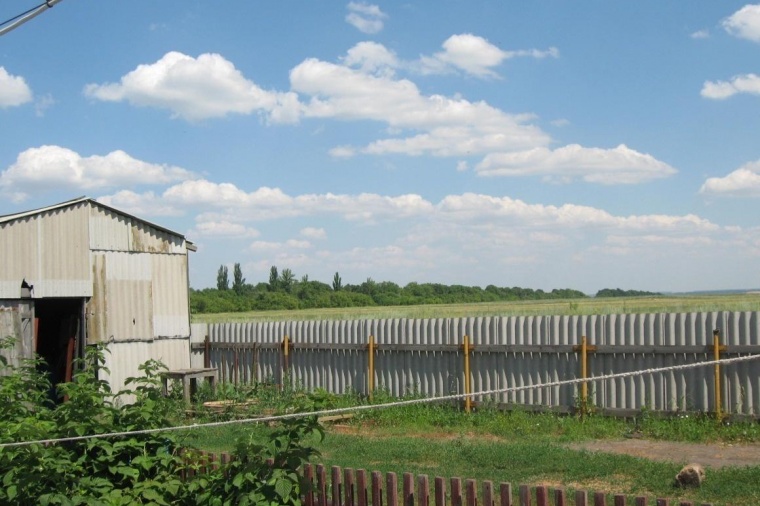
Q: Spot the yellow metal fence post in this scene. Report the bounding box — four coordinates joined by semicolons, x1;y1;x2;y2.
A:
713;329;727;420
572;336;597;418
463;335;472;413
368;335;375;401
282;335;290;392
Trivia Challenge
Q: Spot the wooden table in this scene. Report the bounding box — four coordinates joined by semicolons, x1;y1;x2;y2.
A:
161;368;218;403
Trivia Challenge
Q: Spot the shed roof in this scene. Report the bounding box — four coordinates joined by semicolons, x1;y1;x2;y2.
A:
0;196;196;251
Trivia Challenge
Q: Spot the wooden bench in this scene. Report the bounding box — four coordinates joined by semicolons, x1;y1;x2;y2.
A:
161;368;218;404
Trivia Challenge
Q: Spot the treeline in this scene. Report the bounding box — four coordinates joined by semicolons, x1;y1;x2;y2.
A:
595;288;661;298
190;264;590;314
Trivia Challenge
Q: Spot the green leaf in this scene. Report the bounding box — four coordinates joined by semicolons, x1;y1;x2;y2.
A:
275;477;293;499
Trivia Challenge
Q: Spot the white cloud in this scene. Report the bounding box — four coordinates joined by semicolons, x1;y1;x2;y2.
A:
722;4;760;42
475;144;677;184
342;41;398;75
34;93;55;117
300;227;327;239
84;52;302;122
701;74;760;99
0;67;33;108
96;190;184;217
0;146;195;202
291;55;550;157
417;34;558;78
700;159;760;197
191;220;260;238
690;29;710;39
345;2;387;34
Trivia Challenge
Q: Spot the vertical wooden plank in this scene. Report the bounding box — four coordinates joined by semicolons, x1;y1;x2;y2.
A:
518;485;530;506
483;480;494;506
403;473;414;506
332;466;343;506
535;485;548;506
499;483;512;506
357;470;368;506
418;475;430;506
344;468;355;506
554;489;566;506
303;463;315;506
655;500;668;506
371;471;383;506
594;492;607;506
451;478;463;506
633;498;646;506
203;334;210;368
465;479;477;506
317;464;328;506
575;490;588;506
614;495;626;506
678;502;692;506
387;472;398;506
435;477;446;506
234;348;239;385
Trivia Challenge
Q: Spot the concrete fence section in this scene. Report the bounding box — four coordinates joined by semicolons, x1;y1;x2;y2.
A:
190;311;760;416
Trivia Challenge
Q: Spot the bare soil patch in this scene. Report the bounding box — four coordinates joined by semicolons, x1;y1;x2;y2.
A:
564;439;760;468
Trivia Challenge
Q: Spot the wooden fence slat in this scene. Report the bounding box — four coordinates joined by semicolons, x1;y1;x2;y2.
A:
372;471;383;506
403;473;414;506
634;497;646;506
333;466;343;506
535;485;548;506
317;464;328;506
451;478;463;506
655;500;668;506
499;483;512;506
594;492;607;506
418;475;429;506
345;468;355;506
614;495;626;506
304;464;315;506
435;477;446;506
554;488;566;506
483;480;494;506
575;490;588;506
357;469;368;506
387;472;398;506
518;485;530;506
465;479;477;506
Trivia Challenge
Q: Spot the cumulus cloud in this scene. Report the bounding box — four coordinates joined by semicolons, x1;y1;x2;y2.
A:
292;55;550;157
345;2;387;34
300;227;327;239
691;29;710;39
475;144;677;184
701;74;760;99
191;220;260;238
722;4;760;42
84;52;302;122
342;41;399;75
700;159;760;197
0;146;195;202
96;190;184;217
417;34;558;78
0;67;33;108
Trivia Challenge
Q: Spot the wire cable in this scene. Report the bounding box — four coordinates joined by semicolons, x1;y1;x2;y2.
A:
1;352;758;450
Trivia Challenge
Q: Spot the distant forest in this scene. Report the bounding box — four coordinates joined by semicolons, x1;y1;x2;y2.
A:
189;264;661;314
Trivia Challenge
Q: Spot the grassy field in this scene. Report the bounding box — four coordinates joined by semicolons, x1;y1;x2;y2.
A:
191;292;760;323
179;402;760;506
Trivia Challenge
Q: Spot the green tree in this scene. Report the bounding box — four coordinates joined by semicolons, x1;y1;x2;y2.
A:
216;265;229;291
269;266;279;292
332;272;342;291
232;263;246;294
280;268;295;293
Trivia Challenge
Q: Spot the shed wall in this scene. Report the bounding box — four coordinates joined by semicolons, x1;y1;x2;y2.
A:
0;203;91;298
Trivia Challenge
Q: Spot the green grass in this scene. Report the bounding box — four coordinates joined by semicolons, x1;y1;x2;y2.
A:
192;293;760;323
176;398;760;506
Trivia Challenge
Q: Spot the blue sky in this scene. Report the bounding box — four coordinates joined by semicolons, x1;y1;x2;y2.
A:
1;1;759;293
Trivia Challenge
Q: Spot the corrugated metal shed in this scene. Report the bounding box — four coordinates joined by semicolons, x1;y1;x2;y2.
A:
0;197;194;392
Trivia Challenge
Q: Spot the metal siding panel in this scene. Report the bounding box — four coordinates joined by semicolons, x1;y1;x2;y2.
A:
89;206;131;252
152;254;190;338
130;220;186;254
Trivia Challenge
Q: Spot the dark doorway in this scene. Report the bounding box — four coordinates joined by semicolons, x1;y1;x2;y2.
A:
34;298;85;399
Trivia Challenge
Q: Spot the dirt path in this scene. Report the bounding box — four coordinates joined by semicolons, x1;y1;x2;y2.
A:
564;439;760;468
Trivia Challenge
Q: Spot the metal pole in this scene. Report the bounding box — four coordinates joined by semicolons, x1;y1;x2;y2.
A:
713;329;722;420
282;335;290;391
463;335;472;413
0;0;64;37
368;335;375;401
581;336;588;415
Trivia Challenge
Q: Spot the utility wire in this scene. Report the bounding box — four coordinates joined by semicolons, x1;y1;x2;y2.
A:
0;0;63;37
1;352;759;450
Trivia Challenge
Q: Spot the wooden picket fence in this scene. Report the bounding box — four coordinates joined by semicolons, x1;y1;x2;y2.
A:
181;451;715;506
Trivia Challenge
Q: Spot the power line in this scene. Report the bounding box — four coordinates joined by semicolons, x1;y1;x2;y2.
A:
1;352;758;450
0;0;64;37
